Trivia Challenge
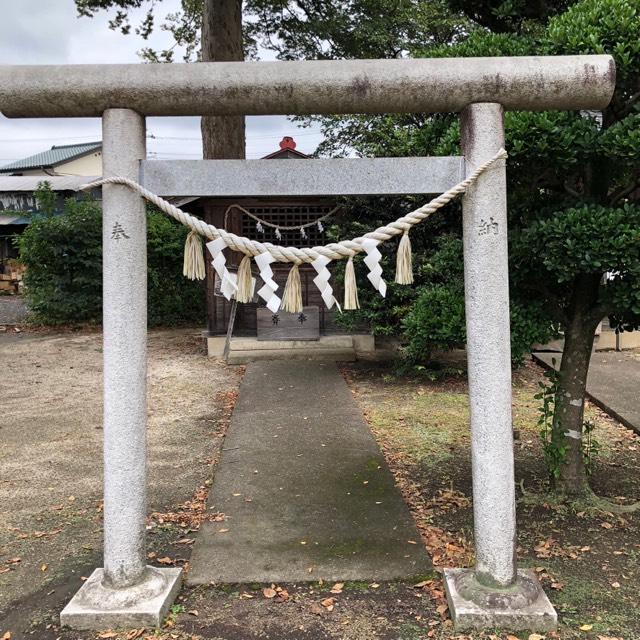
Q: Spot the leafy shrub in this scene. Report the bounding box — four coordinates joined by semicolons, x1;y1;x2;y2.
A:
18;198;103;324
18;197;205;326
401;236;556;365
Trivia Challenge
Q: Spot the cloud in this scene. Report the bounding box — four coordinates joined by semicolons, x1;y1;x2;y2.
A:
0;1;323;165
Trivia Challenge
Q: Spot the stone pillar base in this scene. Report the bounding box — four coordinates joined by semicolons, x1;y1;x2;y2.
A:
443;568;557;632
60;566;182;630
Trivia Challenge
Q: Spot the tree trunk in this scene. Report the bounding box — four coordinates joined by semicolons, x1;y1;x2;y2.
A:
552;307;601;497
200;0;245;160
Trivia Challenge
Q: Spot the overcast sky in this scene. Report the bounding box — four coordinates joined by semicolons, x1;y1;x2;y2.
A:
0;0;324;166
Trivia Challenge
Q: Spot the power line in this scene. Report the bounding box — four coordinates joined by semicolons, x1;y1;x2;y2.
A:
0;131;323;144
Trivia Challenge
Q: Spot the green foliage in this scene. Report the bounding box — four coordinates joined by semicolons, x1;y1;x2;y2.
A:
445;0;576;34
18;198;103;324
18;198;205;326
34;181;57;216
535;364;600;479
334;0;640;376
75;0;203;62
582;419;600;476
245;0;464;60
146;211;206;326
516;204;640;286
400;236;555;365
75;0;466;62
535;363;566;480
403;285;465;356
546;0;640;79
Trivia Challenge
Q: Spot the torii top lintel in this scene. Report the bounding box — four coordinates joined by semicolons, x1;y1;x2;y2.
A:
0;56;615;119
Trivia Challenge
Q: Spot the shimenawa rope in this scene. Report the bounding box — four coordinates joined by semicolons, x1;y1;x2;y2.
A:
81;148;507;312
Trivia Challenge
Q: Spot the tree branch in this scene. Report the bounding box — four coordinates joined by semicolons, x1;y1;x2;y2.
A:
610;170;640;206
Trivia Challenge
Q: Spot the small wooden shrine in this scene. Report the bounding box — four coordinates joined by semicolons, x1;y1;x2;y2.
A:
203;136;346;341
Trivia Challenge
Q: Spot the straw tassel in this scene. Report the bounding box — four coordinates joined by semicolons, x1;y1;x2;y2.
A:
281;263;303;313
395;230;414;285
236;254;254;303
183;230;206;280
344;256;360;310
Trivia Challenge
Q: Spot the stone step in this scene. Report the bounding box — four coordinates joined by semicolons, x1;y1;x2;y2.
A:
230;335;354;351
227;347;356;365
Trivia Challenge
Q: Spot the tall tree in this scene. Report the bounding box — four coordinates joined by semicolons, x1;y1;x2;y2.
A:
76;0;245;160
200;0;245;159
325;0;640;498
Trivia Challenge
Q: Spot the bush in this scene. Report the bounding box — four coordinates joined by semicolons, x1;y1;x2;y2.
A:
400;236;556;365
18;197;205;326
18;199;103;324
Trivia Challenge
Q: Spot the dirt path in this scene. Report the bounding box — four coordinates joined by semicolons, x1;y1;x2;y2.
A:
0;328;242;638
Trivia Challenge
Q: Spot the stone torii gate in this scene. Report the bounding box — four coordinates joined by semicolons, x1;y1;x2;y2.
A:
0;55;614;631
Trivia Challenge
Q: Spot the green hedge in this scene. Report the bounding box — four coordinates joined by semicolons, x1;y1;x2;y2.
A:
18;197;206;326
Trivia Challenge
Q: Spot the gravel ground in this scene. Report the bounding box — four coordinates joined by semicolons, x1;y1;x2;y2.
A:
0;328;242;636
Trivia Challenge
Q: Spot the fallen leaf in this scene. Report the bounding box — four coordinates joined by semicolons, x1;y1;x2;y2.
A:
330;582;344;594
436;603;448;616
97;633;118;639
126;630;145;640
413;580;429;588
601;522;613;530
157;557;174;565
611;582;621;589
1;633;11;640
507;636;520;640
263;587;277;598
321;597;336;611
369;582;380;589
275;589;289;602
550;582;564;590
218;528;229;533
528;635;545;640
580;624;594;631
310;603;323;616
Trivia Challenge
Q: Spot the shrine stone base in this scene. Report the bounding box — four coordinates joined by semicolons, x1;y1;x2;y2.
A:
60;566;182;630
443;568;558;632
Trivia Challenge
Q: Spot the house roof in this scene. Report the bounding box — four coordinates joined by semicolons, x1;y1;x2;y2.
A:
262;136;310;159
0;141;102;174
0;175;99;191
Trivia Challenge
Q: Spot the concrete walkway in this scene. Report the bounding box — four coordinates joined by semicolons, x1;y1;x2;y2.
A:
188;360;431;584
533;350;640;435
